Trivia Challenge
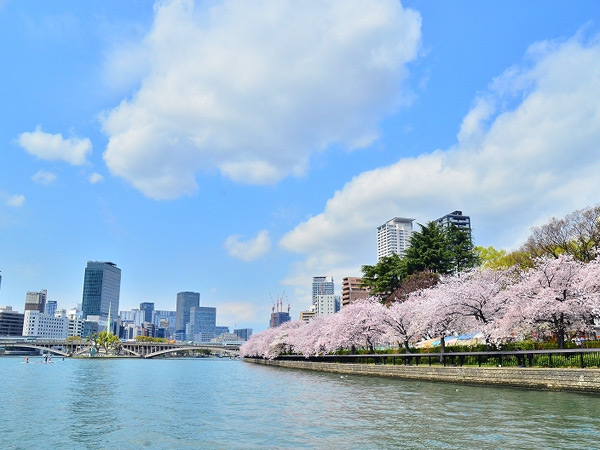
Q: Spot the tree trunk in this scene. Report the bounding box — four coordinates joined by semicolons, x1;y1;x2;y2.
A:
439;336;446;364
557;328;565;349
403;340;410;354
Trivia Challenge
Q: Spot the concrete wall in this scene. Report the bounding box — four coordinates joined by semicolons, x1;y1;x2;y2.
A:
244;358;600;393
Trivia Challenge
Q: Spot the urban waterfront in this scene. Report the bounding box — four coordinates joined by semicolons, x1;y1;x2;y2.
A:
1;357;600;449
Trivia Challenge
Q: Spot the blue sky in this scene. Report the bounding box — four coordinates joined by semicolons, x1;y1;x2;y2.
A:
1;0;599;332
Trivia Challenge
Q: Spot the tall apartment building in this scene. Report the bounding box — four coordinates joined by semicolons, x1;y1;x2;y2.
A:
377;217;414;260
436;210;471;233
81;261;121;321
341;277;371;308
175;291;200;340
24;290;47;313
312;276;334;305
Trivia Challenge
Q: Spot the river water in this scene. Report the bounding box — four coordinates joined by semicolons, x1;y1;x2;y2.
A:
1;356;599;449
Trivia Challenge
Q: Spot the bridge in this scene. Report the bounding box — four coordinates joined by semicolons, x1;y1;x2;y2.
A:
0;339;239;359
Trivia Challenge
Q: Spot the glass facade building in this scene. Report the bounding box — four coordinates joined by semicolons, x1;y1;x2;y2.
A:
81;261;121;321
175;291;200;339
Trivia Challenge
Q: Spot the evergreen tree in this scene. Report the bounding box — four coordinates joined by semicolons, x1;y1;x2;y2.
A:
404;221;453;274
445;223;480;272
360;253;407;297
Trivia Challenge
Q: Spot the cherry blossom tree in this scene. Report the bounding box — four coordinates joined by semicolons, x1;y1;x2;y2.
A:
494;255;600;348
446;267;519;346
331;298;388;353
382;297;421;353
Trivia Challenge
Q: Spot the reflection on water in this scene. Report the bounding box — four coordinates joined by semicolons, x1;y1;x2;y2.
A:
1;357;599;449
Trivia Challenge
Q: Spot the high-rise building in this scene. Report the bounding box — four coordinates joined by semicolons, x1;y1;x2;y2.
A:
175;291;200;340
270;296;290;328
24;290;47;313
341;277;370;308
436;210;471;233
45;300;57;316
270;311;290;328
312;276;334;305
190;306;216;342
153;310;176;337
81;261;121;321
377;217;414;260
140;302;154;323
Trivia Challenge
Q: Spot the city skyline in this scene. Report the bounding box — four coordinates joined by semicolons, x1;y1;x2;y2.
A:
1;1;599;333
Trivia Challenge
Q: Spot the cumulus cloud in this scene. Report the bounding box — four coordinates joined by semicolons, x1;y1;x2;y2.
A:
88;172;104;184
279;34;600;301
31;170;57;185
6;194;25;207
18;126;91;165
225;230;271;261
101;0;422;199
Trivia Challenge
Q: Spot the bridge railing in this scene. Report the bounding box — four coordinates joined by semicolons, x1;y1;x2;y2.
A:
273;348;600;369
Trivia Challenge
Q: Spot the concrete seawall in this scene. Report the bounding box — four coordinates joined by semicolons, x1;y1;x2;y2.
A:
244;358;600;393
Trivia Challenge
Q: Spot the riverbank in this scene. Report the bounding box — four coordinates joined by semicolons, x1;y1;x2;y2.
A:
244;358;600;393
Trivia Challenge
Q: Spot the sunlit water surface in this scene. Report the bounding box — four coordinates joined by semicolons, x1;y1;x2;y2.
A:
1;357;599;449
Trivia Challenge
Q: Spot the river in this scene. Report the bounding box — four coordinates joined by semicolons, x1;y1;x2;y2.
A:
0;356;599;449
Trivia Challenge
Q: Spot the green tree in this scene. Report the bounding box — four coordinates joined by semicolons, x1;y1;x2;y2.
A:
360;253;407;297
95;330;121;355
404;221;453;274
445;223;480;272
476;246;534;270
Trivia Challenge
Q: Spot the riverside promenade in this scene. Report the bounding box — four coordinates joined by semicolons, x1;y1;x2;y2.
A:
244;355;600;393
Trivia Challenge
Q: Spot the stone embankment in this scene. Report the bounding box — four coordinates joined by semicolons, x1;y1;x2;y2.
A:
244;358;600;393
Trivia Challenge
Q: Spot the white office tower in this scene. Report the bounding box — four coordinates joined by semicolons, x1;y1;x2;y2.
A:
315;294;340;317
377;217;414;260
312;276;334;306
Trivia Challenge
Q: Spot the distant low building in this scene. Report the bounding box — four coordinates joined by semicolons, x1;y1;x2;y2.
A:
0;306;24;336
299;307;316;323
233;328;253;341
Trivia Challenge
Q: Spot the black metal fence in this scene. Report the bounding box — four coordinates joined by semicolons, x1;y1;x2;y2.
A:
276;348;600;369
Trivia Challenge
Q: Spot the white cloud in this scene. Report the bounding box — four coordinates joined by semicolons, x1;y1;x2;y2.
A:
18;126;92;165
88;172;104;184
101;0;422;199
279;34;600;303
217;301;267;325
225;230;271;261
6;194;25;207
31;170;57;185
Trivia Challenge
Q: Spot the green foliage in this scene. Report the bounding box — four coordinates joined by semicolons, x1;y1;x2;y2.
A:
475;246;534;270
404;222;453;274
360;253;407;296
361;222;479;302
445;224;480;271
94;330;121;354
134;336;169;343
